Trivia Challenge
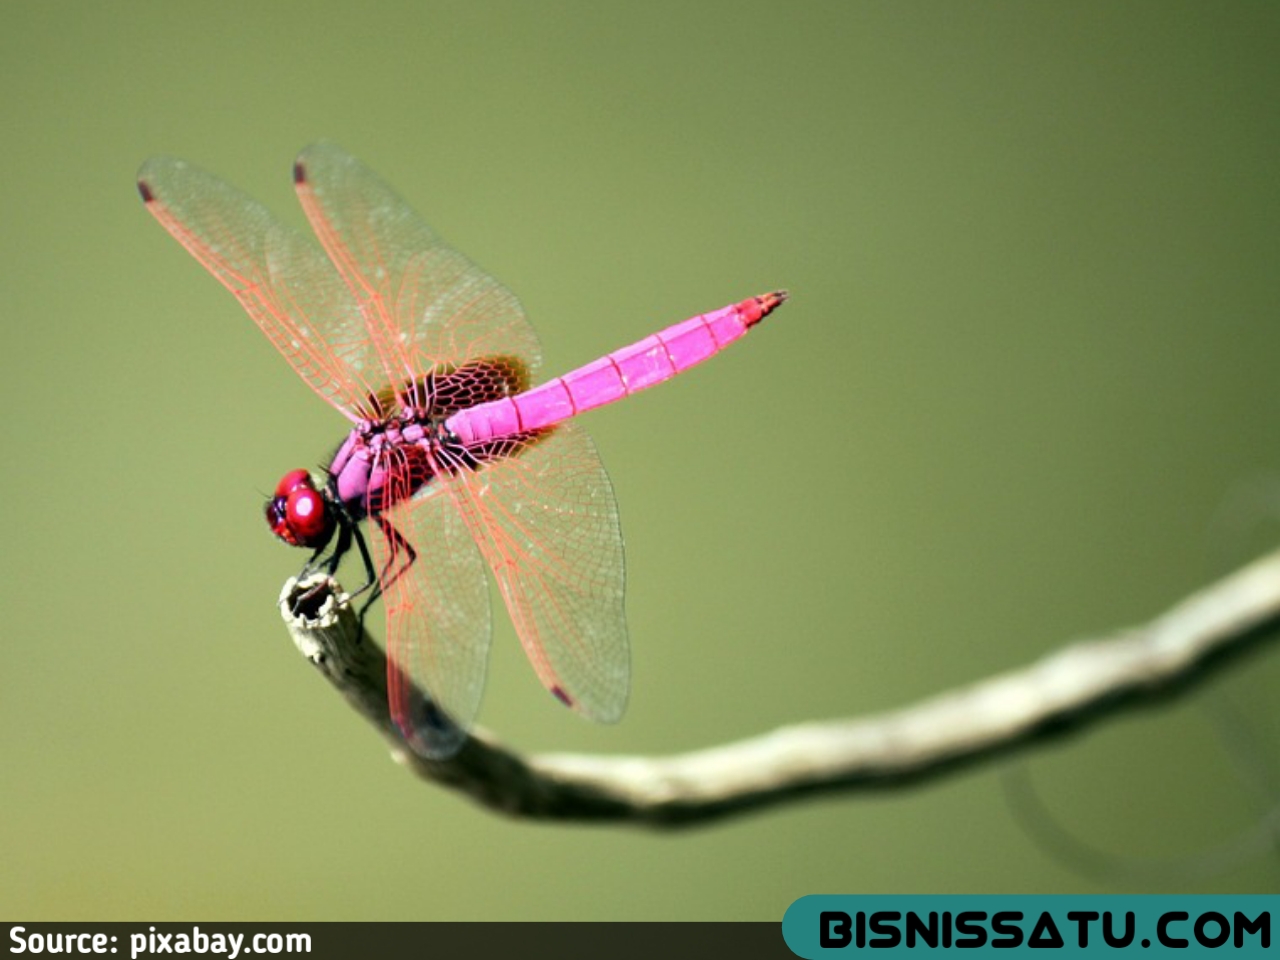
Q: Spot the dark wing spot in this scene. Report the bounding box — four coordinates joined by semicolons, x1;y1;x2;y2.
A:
420;700;452;733
292;161;308;185
551;685;574;708
137;179;155;203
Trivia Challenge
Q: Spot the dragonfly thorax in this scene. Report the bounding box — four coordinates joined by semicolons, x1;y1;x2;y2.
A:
327;412;459;523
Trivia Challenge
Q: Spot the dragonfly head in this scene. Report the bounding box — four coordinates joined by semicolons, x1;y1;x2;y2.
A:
266;469;335;549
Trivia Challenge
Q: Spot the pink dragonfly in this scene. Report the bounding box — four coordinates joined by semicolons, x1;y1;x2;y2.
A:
137;143;785;757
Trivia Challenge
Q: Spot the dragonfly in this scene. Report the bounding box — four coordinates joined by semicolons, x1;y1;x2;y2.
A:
137;143;786;758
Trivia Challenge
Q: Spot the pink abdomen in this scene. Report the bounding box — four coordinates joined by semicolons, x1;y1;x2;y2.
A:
445;291;786;445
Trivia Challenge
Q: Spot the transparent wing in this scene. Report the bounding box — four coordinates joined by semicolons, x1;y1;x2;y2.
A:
439;423;630;723
137;156;378;420
371;460;493;758
292;141;543;391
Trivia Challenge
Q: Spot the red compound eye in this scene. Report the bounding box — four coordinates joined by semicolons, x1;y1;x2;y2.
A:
274;468;314;498
265;470;333;548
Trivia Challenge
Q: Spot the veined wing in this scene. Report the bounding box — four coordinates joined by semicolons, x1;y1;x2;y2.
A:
137;157;381;421
291;142;543;395
371;452;492;758
438;422;629;723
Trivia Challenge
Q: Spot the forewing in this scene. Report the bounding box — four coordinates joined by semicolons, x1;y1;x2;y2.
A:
441;423;630;723
372;466;493;758
137;156;380;420
292;142;543;390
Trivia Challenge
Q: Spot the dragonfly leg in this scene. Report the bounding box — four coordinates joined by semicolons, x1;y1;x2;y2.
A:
290;515;358;615
302;518;350;577
352;514;419;624
326;524;349;575
346;520;379;594
347;522;384;618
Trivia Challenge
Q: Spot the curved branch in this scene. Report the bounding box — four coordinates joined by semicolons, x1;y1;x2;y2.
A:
278;548;1280;827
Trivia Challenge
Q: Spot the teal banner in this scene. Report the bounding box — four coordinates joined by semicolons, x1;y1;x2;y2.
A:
783;896;1276;957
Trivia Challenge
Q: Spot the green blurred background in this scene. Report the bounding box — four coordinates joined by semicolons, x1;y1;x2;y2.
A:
3;0;1280;920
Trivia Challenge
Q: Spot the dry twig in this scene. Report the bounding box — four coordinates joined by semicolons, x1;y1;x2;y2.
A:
279;548;1280;827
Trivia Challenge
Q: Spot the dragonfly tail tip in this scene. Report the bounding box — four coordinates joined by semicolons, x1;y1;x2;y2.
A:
741;289;789;326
